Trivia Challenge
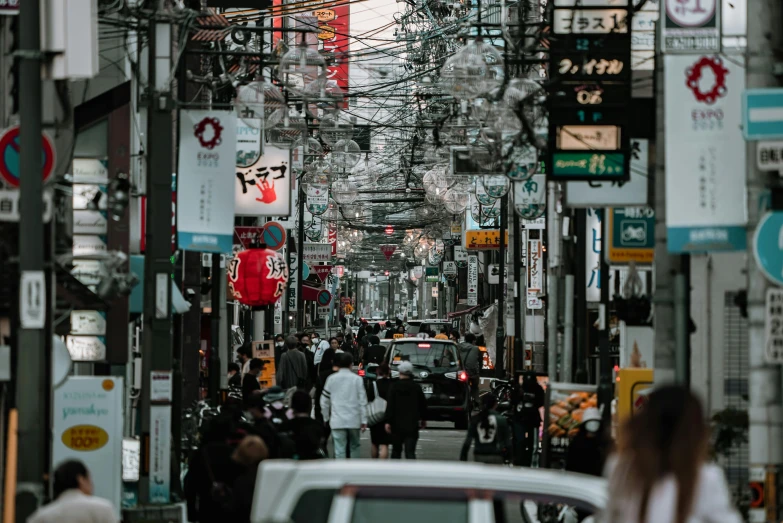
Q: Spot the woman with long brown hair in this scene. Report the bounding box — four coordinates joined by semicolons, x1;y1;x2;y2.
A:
605;385;740;523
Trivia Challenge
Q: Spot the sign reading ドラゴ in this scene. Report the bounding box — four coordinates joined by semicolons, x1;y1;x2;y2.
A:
235;145;291;217
661;0;719;53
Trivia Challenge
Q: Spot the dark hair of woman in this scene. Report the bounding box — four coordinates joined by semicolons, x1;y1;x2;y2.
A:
53;460;89;498
377;362;391;377
480;393;498;433
616;385;708;523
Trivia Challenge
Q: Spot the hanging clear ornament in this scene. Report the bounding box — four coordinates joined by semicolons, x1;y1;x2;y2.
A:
505;144;539;181
481;173;511;198
443;188;469;214
331;178;359;204
267;111;307;150
475;178;497;205
279;42;327;99
330;139;362;170
319;114;354;146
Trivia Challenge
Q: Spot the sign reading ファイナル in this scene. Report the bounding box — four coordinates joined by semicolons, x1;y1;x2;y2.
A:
606;207;655;264
177;110;237;253
661;0;719;53
526;240;543;310
665;55;746;253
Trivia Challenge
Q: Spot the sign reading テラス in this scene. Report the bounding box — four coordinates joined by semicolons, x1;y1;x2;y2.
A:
665;55;747;253
178;110;237;253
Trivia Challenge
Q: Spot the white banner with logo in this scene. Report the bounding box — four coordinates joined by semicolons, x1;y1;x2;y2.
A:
664;54;746;253
178;110;237;253
526;239;543;310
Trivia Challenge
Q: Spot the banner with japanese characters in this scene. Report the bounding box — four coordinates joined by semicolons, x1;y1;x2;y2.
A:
235;144;291;217
177;110;237;253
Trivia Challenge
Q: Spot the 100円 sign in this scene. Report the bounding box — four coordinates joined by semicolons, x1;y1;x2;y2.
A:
546;0;632;182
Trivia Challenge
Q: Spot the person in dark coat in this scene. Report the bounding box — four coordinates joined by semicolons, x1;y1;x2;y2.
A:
228;362;242;389
384;361;428;459
277;336;309;390
242;358;265;408
565;408;609;476
288;390;326;460
228;435;269;523
367;363;393;459
362;335;386;367
511;372;545;466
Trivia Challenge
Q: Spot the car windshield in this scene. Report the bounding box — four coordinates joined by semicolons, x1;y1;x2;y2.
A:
390;341;459;370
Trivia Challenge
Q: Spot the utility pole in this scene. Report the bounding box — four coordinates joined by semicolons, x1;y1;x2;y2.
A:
574;209;588;383
597;211;612;426
138;3;174;506
15;0;47;519
747;0;783;520
652;32;678;384
296;182;305;331
496;194;507;377
546;182;561;381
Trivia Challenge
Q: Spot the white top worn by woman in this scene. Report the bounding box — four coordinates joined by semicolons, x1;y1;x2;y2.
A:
603;457;742;523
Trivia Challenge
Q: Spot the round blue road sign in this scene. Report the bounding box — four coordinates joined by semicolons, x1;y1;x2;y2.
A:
302;262;310;280
262;221;286;251
753;211;783;286
317;290;332;306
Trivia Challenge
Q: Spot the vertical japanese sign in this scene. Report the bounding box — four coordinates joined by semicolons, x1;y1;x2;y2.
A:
586;208;602;302
53;377;124;517
547;1;632;181
665;55;746;252
526;239;543;310
328;223;338;257
235;145;291;217
661;0;719;53
319;3;350;96
467;255;478;306
178;110;237;253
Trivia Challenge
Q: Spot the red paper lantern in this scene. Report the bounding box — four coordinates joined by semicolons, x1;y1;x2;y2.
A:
384;225;394;235
227;248;289;307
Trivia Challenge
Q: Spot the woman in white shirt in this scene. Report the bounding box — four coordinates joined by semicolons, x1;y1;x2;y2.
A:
604;385;741;523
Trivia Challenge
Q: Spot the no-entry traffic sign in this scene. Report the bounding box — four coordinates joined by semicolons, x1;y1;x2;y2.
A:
0;126;55;188
316;290;332;307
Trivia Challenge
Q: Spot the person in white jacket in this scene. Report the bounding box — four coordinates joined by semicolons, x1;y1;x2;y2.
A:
604;385;741;523
29;460;117;523
320;352;368;459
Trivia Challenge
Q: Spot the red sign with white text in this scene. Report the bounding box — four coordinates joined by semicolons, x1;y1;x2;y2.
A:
322;4;350;97
313;265;334;283
380;245;396;261
328;223;338;256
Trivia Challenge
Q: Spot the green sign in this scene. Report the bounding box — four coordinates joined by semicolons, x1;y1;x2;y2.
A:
425;266;439;282
607;207;655;265
551;152;626;178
